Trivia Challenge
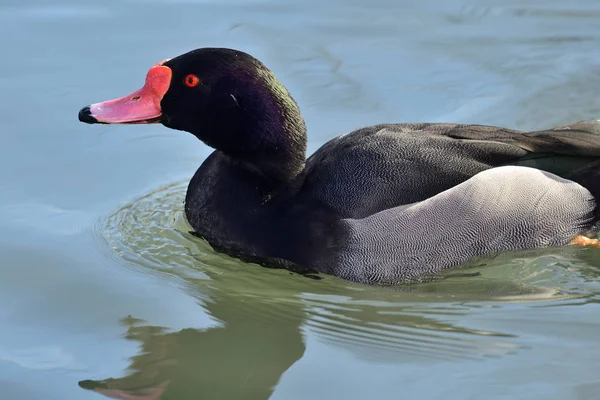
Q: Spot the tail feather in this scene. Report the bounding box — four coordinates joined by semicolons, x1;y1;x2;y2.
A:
566;160;600;208
505;120;600;178
523;120;600;225
522;120;600;157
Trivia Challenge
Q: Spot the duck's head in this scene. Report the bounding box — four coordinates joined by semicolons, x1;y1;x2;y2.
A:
79;48;307;178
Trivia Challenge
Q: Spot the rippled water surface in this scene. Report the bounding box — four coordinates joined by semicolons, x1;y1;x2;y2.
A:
2;0;600;399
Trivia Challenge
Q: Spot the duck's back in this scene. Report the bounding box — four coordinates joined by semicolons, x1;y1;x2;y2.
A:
302;123;526;218
302;122;600;218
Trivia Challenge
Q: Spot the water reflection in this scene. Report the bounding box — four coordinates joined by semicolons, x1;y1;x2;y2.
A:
75;182;600;399
78;277;519;399
80;297;305;399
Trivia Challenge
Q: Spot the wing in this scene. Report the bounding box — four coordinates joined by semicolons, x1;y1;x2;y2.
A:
327;166;596;284
303;121;600;218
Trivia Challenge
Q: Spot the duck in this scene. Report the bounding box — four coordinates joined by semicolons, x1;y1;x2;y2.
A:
78;47;600;284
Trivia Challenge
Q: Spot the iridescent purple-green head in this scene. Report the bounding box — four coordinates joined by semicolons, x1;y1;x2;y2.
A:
78;48;307;178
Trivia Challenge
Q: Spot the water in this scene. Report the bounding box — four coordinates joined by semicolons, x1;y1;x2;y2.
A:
2;0;600;398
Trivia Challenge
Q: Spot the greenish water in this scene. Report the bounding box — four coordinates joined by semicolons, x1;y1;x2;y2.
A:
2;0;600;399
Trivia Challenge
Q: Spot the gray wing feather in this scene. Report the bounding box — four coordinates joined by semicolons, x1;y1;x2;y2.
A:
332;166;595;284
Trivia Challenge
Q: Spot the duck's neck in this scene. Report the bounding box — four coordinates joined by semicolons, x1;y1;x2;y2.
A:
235;69;308;185
233;118;307;188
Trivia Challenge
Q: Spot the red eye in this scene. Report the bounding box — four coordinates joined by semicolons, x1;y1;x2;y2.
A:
184;74;200;87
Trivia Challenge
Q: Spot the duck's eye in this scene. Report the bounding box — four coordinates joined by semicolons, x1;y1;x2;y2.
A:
184;74;200;88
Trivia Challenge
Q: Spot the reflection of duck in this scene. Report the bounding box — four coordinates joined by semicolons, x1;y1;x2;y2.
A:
79;296;306;400
78;267;520;400
79;47;600;284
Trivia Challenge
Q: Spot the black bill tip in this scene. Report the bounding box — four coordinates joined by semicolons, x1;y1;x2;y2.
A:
78;106;98;124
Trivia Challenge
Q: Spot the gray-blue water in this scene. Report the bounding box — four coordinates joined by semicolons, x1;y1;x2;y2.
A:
2;0;600;399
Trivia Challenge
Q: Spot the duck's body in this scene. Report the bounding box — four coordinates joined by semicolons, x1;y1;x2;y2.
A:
79;47;600;284
184;123;600;283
